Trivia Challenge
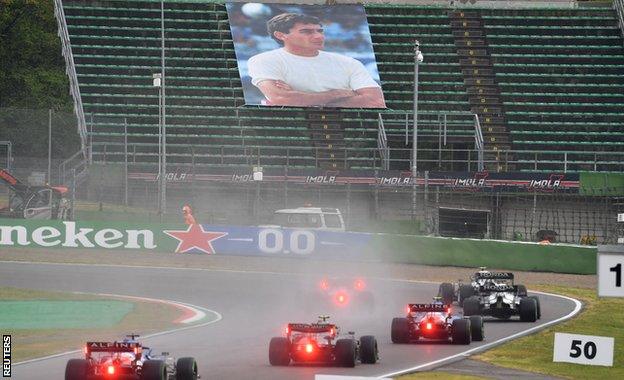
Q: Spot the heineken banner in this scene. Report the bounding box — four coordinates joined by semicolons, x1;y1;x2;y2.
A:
0;219;370;256
128;168;580;193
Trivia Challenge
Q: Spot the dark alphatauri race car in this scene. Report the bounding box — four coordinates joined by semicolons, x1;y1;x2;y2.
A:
391;300;484;345
444;270;541;322
65;335;199;380
269;316;378;367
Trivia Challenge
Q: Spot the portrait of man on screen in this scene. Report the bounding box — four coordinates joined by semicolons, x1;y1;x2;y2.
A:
227;3;386;109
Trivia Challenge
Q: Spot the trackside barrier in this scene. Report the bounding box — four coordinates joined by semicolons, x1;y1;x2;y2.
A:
0;218;596;274
370;235;596;275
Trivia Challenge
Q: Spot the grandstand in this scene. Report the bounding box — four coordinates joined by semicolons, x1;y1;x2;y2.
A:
55;0;624;173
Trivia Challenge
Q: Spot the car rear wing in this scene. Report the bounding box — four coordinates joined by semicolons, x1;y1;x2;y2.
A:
86;342;141;353
479;284;516;293
474;271;514;280
288;323;335;333
408;304;448;312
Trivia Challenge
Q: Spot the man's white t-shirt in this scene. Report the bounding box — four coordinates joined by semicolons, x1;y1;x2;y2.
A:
248;48;380;93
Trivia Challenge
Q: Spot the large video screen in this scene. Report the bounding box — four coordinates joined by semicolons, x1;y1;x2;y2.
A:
226;2;386;108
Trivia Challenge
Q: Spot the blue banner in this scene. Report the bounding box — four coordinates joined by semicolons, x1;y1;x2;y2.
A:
163;224;372;256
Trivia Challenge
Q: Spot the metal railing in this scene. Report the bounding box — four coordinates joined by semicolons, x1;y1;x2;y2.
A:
473;114;485;171
59;147;90;187
89;142;624;174
0;141;12;171
53;0;88;158
377;113;390;170
377;111;486;170
615;0;624;43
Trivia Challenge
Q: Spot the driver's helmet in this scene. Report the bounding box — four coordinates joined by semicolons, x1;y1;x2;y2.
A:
432;296;444;305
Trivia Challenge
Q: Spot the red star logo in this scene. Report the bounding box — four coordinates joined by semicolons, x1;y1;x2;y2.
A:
163;224;228;254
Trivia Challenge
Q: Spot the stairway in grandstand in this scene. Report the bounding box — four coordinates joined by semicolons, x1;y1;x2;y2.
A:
307;110;346;170
449;9;511;171
59;0;624;172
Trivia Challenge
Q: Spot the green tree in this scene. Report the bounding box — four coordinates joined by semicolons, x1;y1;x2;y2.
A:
0;0;79;157
0;0;71;109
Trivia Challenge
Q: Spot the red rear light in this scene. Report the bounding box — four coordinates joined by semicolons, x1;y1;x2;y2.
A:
320;280;329;290
107;365;115;375
330;328;334;336
426;322;432;330
406;305;411;314
83;346;88;355
354;279;366;291
305;343;313;353
285;326;289;335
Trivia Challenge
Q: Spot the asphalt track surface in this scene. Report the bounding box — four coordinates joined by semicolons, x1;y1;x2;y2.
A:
2;261;579;380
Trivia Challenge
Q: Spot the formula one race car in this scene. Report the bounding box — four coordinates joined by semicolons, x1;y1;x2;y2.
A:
65;335;199;380
455;271;541;322
438;267;538;308
391;298;484;345
304;277;374;312
269;316;378;367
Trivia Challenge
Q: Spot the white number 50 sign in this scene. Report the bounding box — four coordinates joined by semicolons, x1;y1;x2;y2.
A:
553;333;614;366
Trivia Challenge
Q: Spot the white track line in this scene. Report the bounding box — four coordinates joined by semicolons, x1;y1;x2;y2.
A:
376;290;583;379
13;292;222;367
71;292;207;324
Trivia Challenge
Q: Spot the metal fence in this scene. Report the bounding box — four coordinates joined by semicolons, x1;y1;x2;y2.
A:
2;106;623;245
0;108;81;182
58;163;624;245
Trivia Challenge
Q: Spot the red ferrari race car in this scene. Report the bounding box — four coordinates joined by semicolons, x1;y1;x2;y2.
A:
65;335;198;380
391;300;484;345
269;316;378;367
304;277;374;312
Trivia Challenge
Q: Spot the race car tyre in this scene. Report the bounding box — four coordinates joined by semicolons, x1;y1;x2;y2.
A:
141;360;167;380
451;319;472;345
469;315;485;341
458;285;475;306
438;283;455;305
516;285;528;297
176;357;198;380
65;358;88;380
391;317;410;343
519;297;538;322
269;337;291;366
462;296;481;316
528;295;541;319
359;335;378;364
335;339;356;367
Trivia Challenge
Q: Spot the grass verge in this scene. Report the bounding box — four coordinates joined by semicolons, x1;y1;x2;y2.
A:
0;287;185;362
400;372;487;379
475;285;623;379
